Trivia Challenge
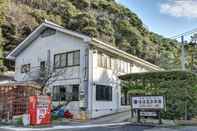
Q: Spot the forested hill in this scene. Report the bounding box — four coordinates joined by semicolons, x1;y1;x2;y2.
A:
0;0;185;71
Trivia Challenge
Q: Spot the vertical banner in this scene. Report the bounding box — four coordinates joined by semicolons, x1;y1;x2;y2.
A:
29;96;51;125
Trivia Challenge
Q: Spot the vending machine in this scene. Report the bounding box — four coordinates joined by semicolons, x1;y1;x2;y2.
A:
29;96;51;125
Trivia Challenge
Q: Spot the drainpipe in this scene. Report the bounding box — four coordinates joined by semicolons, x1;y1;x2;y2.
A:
83;38;91;118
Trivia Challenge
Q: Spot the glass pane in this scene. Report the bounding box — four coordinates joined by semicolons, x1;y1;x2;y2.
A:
72;85;79;101
54;55;60;68
110;58;114;70
73;51;80;65
40;61;45;71
96;85;112;101
52;86;60;101
60;53;67;67
107;56;111;69
67;52;73;66
60;86;66;101
109;86;112;100
97;53;102;67
96;85;100;100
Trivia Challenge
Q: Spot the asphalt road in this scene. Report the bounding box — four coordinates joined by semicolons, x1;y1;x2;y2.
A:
45;125;151;131
56;125;152;131
0;125;153;131
2;125;197;131
31;126;197;131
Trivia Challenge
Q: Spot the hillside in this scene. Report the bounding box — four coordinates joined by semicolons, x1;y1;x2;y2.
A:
0;0;191;71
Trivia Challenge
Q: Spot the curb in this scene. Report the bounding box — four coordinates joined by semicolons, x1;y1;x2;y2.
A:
128;122;174;128
0;122;180;131
0;122;132;131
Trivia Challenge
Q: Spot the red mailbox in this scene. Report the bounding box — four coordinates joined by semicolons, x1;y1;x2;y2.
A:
29;96;51;125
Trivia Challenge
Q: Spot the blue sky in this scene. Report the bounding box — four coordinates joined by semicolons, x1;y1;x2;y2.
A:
117;0;197;39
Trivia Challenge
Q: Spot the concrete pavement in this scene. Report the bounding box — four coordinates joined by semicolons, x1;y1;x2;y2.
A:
42;125;153;131
2;111;197;131
0;111;131;131
2;123;197;131
144;126;197;131
88;110;130;124
0;124;152;131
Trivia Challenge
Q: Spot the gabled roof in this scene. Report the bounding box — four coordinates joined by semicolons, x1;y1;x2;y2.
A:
6;20;91;60
6;20;161;71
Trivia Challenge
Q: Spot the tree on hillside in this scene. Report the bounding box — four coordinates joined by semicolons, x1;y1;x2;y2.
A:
0;0;194;71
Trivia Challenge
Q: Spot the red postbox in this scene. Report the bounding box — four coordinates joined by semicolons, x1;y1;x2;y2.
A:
29;96;51;125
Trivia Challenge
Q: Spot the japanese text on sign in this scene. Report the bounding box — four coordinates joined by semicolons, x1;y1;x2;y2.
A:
132;96;164;109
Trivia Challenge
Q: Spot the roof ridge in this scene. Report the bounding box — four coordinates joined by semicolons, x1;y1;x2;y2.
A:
44;19;64;29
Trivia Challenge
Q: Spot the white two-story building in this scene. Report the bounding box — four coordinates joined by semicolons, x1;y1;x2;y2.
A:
7;20;161;118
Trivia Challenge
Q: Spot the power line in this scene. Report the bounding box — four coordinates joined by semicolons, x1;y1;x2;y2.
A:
170;28;197;39
170;28;197;73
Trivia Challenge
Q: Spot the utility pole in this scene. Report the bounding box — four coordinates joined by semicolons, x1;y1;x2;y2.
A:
181;36;187;120
181;35;186;70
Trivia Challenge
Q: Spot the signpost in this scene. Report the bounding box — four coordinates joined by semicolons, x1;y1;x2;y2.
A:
131;96;165;124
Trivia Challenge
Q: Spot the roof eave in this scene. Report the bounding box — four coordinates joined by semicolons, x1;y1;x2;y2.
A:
6;22;91;60
91;38;161;71
6;23;47;60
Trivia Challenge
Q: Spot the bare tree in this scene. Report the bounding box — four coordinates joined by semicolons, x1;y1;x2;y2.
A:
24;50;78;108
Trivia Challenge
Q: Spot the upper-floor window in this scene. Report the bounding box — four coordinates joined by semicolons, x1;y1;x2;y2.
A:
129;63;133;73
40;61;46;71
97;52;111;69
97;52;134;73
21;64;30;73
54;50;80;69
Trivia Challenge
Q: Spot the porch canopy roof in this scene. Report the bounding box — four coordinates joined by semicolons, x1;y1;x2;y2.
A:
119;70;197;82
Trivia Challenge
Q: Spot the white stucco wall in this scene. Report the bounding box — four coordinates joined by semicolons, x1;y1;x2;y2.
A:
89;50;148;118
15;30;89;116
14;28;152;119
15;31;87;82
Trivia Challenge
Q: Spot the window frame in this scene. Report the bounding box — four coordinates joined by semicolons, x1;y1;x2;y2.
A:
52;85;67;101
73;50;80;66
97;52;102;67
72;85;79;101
52;85;79;101
97;52;113;69
21;64;31;73
54;52;66;69
96;84;112;101
40;61;46;71
53;50;80;69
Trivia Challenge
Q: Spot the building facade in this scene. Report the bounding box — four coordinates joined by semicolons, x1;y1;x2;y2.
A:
7;21;161;118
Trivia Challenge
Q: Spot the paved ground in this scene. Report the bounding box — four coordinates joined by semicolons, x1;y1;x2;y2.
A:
0;124;153;131
43;125;153;131
2;124;197;131
144;126;197;131
2;111;197;131
88;111;131;124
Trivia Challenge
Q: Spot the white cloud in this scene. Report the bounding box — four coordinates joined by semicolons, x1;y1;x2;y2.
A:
115;0;121;4
160;0;197;18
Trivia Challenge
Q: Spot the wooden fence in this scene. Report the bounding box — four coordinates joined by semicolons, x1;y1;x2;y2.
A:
0;83;40;122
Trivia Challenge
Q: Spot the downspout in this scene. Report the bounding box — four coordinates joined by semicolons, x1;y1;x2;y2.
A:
83;37;91;118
